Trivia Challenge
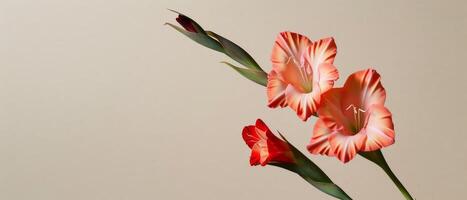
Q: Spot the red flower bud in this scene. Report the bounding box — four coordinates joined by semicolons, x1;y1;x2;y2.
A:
242;119;294;166
176;15;197;33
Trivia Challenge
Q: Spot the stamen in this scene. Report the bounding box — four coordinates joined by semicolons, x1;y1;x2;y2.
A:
346;104;366;132
286;56;312;92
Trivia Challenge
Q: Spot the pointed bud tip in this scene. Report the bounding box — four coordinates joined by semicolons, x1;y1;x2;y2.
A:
175;14;197;33
167;9;179;14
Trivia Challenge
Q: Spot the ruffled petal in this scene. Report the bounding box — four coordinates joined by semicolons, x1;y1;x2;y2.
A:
317;88;355;135
271;32;311;65
242;126;259;148
271;32;313;92
242;119;293;166
249;148;261;166
255;119;270;133
308;119;335;156
308;37;337;70
362;105;395;151
256;143;270;166
243;124;269;166
341;69;386;110
285;85;320;121
329;132;366;163
267;71;288;108
316;63;339;92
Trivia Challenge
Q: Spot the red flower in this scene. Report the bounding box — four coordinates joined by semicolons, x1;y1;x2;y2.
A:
242;119;294;166
308;69;395;163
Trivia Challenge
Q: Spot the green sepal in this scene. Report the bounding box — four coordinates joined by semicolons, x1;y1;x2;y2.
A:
269;133;352;200
221;61;267;86
359;150;387;168
207;31;263;71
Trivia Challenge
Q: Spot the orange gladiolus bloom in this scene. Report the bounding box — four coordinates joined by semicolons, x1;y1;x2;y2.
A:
242;119;294;166
267;32;339;121
308;69;395;163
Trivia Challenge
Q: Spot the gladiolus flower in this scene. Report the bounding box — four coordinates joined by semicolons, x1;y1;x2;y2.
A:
242;119;294;166
267;32;339;121
308;69;395;163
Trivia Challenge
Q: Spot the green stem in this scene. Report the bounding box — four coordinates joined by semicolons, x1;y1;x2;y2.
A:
359;150;414;200
379;161;414;200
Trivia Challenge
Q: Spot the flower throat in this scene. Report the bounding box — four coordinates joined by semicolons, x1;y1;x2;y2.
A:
346;104;366;134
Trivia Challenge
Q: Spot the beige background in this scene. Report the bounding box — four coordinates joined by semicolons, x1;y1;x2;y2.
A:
1;0;467;199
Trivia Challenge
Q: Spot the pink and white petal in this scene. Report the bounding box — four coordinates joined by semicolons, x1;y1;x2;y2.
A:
285;85;320;121
318;88;355;135
267;71;288;108
316;63;339;92
271;32;312;71
307;119;335;156
342;69;386;110
308;37;337;69
329;132;366;163
362;105;395;151
271;32;313;92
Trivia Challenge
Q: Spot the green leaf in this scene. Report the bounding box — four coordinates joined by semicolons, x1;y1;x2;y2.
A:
271;132;352;200
207;31;263;71
221;61;267;86
269;162;350;200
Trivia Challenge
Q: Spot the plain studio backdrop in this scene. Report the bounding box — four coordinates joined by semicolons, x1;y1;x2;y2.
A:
1;0;467;199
